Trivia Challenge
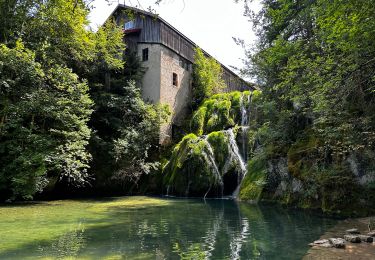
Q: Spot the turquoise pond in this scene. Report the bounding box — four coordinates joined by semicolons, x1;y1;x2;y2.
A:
0;196;338;259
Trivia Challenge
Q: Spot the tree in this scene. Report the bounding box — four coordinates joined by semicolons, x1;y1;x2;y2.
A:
0;0;126;200
192;47;226;107
240;0;375;213
0;42;92;200
89;50;170;192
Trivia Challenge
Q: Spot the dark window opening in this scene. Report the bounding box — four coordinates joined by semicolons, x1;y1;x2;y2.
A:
173;73;178;86
142;48;149;61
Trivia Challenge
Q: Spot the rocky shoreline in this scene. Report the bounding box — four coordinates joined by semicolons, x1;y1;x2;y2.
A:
304;217;375;259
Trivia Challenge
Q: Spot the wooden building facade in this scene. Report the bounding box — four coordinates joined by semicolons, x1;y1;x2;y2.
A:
109;5;255;143
111;5;253;91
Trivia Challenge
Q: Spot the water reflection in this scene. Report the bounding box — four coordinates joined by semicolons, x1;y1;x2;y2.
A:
0;198;337;259
37;222;86;259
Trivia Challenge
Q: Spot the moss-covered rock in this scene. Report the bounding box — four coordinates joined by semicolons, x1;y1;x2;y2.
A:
190;91;255;135
239;128;375;217
239;153;267;201
163;129;248;197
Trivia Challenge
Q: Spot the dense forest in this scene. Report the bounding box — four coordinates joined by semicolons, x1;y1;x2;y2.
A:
1;0;374;217
0;0;168;200
240;0;375;215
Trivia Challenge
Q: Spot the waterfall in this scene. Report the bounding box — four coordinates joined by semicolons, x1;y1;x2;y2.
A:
240;93;248;126
165;91;253;199
203;137;224;198
226;129;248;198
203;92;252;198
232;92;252;198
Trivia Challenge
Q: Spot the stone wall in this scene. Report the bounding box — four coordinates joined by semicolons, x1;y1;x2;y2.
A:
159;46;192;144
137;43;192;144
137;43;161;103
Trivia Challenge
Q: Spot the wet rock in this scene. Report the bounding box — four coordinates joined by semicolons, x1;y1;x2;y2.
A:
328;238;346;248
358;235;373;243
292;178;303;193
368;231;375;237
344;235;361;243
346;228;360;234
309;239;332;248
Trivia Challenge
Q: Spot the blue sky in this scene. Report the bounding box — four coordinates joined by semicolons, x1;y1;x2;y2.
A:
89;0;260;74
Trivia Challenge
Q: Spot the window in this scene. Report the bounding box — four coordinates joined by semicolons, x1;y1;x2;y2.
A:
124;20;135;30
173;73;178;86
142;48;148;61
179;57;190;71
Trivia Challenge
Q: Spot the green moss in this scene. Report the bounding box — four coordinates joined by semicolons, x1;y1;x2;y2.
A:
287;133;320;179
191;107;207;136
162;133;226;196
239;153;267;201
317;165;364;216
190;91;253;135
207;131;229;171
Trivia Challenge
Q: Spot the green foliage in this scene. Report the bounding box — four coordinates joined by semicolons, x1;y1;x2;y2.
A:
0;43;92;200
92;20;125;73
236;0;375;215
0;0;128;200
248;0;375;155
192;47;226;106
89;49;170;191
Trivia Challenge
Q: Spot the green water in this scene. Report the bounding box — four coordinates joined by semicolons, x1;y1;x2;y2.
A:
0;196;337;259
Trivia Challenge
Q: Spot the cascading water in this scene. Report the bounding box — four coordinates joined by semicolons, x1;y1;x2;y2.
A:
202;92;252;198
230;92;252;198
226;128;247;198
164;91;253;199
203;137;224;198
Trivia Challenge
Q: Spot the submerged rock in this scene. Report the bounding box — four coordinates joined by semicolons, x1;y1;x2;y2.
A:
346;228;360;234
328;238;346;248
358;235;373;243
344;235;361;243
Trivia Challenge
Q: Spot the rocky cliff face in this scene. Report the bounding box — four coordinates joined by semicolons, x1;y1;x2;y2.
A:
239;150;375;216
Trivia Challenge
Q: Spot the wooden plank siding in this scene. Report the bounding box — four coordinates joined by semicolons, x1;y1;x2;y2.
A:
137;16;161;42
160;23;195;62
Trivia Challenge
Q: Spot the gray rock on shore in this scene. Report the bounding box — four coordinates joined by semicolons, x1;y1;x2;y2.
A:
309;238;346;249
344;235;361;243
358;235;373;243
328;238;346;248
309;239;332;248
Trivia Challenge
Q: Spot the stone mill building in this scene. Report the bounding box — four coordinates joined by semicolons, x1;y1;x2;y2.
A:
108;5;255;144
